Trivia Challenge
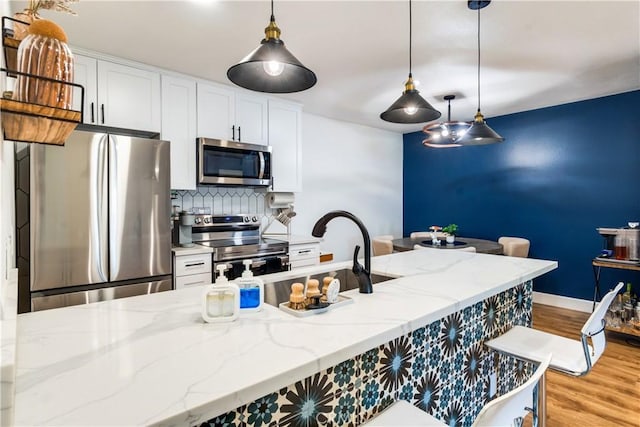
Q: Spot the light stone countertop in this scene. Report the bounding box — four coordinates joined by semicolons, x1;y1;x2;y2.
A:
171;244;213;256
1;269;18;426
13;249;557;426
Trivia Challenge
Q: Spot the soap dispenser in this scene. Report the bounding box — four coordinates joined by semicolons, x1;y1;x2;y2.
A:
236;259;264;312
202;265;240;323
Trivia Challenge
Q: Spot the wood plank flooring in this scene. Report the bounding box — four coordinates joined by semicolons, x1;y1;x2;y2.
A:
523;303;640;427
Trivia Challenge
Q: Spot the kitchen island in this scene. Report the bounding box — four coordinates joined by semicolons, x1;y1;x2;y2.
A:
13;249;556;426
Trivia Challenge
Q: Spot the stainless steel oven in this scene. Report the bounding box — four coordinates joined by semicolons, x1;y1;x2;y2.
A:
191;214;289;280
197;138;272;186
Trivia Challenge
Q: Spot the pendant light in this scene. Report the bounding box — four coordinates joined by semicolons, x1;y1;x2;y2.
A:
456;0;504;145
380;0;441;124
422;95;470;148
227;0;317;94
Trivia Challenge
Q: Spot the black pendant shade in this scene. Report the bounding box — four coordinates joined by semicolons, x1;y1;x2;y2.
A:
457;110;504;145
457;0;504;146
227;5;317;94
380;0;441;124
381;76;442;124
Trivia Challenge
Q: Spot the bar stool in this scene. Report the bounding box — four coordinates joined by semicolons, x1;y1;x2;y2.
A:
498;237;530;257
363;353;552;426
372;235;394;256
485;282;623;427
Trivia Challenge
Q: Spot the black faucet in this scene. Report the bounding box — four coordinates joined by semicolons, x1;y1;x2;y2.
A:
311;210;373;294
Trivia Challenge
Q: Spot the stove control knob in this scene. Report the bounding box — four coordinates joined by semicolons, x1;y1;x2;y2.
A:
203;217;211;224
252;216;258;223
244;216;250;223
194;217;202;225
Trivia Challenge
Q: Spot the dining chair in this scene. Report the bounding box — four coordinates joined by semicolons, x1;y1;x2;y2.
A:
372;235;394;256
411;231;446;239
484;282;624;427
498;237;530;257
363;353;552;427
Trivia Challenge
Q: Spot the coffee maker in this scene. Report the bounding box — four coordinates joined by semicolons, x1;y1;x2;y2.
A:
597;226;639;263
172;211;195;247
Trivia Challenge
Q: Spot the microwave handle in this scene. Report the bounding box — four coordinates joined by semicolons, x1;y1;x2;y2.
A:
258;152;265;179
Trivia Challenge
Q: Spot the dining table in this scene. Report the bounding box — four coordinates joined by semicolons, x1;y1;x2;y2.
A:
392;236;504;255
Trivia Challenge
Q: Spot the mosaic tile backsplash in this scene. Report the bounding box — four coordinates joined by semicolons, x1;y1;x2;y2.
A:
172;187;270;216
200;281;534;427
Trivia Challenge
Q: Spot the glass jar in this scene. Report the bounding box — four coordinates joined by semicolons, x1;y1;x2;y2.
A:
14;21;74;109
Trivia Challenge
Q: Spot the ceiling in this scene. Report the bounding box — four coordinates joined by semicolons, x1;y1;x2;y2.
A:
10;0;640;134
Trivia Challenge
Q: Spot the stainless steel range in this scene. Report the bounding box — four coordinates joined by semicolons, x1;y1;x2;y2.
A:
192;214;289;280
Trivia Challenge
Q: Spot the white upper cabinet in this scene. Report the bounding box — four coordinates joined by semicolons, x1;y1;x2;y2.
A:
196;82;268;145
161;75;197;190
73;54;161;132
268;99;302;192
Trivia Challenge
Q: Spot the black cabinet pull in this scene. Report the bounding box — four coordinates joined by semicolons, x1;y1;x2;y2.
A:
101;104;105;124
238;126;241;141
232;125;235;141
185;262;205;267
90;102;95;123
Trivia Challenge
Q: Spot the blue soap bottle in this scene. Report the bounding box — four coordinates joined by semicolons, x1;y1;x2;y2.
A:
236;259;264;312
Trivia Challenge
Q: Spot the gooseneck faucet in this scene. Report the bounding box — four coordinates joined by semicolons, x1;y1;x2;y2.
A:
311;210;373;294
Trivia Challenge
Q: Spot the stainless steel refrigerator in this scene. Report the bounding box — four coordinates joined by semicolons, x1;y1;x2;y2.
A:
16;130;172;312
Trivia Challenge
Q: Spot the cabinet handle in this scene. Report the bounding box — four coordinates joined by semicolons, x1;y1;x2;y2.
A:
271;176;274;190
238;126;241;141
185;262;205;267
232;125;235;141
90;102;95;123
183;280;204;287
101;104;105;124
298;249;312;254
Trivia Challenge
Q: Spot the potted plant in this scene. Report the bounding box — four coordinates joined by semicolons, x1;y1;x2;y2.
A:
442;224;458;244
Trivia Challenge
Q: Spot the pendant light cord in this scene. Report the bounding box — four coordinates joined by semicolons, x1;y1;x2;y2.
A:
271;0;275;21
476;7;481;111
409;0;412;77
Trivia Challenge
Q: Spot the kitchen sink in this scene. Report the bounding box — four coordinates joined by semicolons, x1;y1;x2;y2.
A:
263;268;395;307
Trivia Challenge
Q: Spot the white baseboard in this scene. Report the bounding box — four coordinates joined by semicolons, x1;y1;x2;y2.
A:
532;291;593;313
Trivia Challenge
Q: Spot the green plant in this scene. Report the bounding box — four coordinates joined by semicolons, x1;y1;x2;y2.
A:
442;224;458;236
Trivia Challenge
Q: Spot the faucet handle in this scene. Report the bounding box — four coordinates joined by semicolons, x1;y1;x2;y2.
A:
352;245;362;272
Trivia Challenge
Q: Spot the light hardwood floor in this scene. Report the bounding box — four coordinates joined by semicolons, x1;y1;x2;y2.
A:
524;303;640;427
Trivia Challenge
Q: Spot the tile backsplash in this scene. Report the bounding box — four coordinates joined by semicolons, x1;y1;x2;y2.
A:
172;187;270;216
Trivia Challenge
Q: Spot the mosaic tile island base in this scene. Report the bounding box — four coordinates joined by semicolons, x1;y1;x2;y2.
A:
13;249;556;426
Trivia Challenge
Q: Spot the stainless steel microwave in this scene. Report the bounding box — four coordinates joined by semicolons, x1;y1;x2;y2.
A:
197;138;272;186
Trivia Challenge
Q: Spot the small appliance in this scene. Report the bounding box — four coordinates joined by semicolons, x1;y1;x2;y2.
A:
197;138;272;186
172;211;195;247
597;227;640;263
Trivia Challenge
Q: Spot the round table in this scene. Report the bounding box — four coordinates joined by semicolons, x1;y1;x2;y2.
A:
392;237;503;255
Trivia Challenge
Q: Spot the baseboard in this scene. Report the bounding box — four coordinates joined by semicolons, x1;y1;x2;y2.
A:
532;291;592;313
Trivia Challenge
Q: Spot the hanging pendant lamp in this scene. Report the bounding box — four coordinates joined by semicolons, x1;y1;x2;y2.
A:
423;95;470;148
227;0;317;94
380;0;441;124
456;0;504;145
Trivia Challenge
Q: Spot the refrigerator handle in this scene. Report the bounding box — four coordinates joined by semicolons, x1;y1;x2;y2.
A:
94;134;109;282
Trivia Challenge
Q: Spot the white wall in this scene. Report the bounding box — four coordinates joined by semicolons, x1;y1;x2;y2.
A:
291;113;403;262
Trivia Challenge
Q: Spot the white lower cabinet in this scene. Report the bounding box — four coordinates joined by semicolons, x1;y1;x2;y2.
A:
289;242;320;270
173;253;212;289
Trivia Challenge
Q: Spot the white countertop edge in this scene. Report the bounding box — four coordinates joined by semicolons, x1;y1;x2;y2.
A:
171;244;214;255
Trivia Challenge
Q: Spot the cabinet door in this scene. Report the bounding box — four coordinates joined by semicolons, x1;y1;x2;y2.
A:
236;92;268;145
269;100;302;192
196;82;235;140
161;75;197;190
72;54;98;124
97;60;161;132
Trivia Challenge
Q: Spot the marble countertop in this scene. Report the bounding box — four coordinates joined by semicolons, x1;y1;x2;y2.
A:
1;269;18;426
171;244;213;256
13;249;556;426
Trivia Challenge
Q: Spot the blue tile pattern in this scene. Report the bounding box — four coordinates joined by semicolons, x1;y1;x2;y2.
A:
198;280;534;427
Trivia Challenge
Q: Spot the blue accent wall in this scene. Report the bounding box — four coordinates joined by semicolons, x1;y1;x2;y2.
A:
403;90;640;301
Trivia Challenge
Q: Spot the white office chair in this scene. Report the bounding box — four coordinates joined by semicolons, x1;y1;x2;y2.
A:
498;237;530;257
372;235;394;256
363;353;552;427
485;282;623;427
